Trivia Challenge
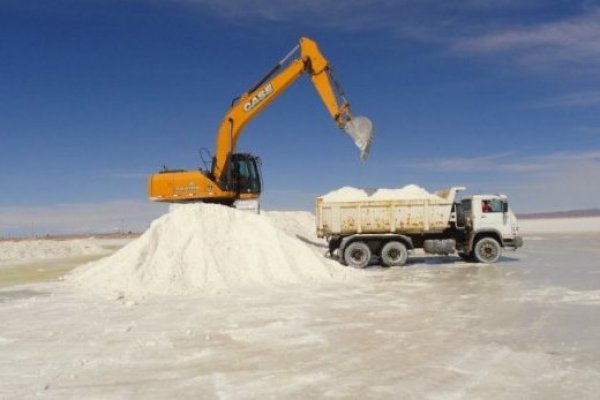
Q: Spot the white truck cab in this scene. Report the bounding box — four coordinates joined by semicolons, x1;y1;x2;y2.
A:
458;194;523;262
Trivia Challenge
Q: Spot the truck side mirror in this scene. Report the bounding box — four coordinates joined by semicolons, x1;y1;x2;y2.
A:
502;202;509;213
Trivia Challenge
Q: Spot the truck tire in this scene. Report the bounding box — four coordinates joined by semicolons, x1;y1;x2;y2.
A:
343;241;371;268
473;237;502;264
380;241;408;267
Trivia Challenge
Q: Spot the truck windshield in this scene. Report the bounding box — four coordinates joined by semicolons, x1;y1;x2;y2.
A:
481;198;505;213
489;199;504;213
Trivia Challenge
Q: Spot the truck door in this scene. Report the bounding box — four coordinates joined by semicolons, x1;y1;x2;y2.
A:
478;197;509;233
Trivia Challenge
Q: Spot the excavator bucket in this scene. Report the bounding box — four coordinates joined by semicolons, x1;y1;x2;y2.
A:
343;116;374;160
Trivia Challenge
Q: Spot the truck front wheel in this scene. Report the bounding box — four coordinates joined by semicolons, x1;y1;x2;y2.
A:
380;241;408;267
343;242;371;268
473;237;502;263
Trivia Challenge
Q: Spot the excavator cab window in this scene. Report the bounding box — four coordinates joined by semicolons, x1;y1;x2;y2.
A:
231;154;261;195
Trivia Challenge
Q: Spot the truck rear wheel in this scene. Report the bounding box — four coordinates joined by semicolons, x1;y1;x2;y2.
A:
473;237;501;264
343;241;371;268
380;241;408;267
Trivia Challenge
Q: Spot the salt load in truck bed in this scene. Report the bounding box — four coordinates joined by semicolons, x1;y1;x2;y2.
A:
316;186;465;237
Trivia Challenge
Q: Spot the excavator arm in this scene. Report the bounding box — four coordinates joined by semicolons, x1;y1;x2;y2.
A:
211;37;372;186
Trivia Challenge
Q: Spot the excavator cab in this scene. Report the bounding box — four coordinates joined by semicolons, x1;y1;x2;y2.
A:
228;153;262;213
231;153;262;195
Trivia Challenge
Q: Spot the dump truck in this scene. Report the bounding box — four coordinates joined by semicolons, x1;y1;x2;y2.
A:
316;186;523;267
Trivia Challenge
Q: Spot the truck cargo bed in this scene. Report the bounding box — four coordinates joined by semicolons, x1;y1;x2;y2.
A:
316;187;464;237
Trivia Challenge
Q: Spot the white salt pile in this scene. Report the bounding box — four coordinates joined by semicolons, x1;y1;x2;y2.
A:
320;186;369;201
70;204;355;298
371;184;442;200
320;184;441;201
265;211;321;243
0;239;106;267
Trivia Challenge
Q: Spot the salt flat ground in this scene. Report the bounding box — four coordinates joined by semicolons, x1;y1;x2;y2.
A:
1;230;600;398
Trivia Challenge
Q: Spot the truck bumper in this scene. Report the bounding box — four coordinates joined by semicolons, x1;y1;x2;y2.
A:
503;235;523;249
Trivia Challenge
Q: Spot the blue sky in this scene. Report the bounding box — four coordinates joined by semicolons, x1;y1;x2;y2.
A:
1;0;599;235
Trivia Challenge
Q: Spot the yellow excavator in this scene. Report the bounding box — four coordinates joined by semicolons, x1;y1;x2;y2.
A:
148;37;373;211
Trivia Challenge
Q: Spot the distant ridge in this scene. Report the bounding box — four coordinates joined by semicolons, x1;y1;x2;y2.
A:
517;209;600;219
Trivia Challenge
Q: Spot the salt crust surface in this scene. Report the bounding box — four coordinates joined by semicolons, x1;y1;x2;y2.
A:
321;184;441;201
0;239;106;267
70;204;357;298
519;216;600;234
